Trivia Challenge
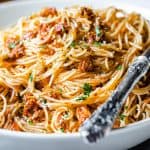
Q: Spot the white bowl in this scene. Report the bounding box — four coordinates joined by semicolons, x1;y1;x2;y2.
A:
0;1;150;150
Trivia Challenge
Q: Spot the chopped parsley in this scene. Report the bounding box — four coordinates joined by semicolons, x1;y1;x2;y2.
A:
93;41;101;47
116;65;122;70
76;95;88;101
63;112;69;118
27;119;33;125
70;41;76;47
58;88;63;93
29;73;33;82
83;83;92;96
39;96;47;105
60;128;64;133
95;26;101;37
40;98;47;104
76;83;92;101
8;41;20;49
8;42;16;49
119;114;126;121
125;106;128;110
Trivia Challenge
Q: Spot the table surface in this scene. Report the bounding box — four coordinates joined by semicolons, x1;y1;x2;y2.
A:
0;0;150;149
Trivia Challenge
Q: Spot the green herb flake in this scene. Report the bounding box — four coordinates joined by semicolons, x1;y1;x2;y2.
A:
93;41;101;47
60;128;64;133
117;65;122;70
41;98;47;104
125;106;128;110
119;114;126;121
39;96;47;105
29;73;33;82
95;26;101;37
63;112;69;118
27;119;33;125
8;42;16;49
70;41;76;48
76;95;88;101
83;83;92;96
58;88;63;93
75;83;92;101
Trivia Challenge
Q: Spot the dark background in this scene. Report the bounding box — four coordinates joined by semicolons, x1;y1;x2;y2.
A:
130;139;150;150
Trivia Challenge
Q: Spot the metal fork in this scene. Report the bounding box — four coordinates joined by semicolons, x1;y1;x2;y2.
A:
79;47;150;143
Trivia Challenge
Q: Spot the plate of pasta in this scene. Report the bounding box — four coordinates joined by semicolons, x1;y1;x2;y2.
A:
0;0;149;150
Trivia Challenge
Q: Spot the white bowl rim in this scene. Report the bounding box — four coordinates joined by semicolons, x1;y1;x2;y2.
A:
0;0;150;139
0;118;150;139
